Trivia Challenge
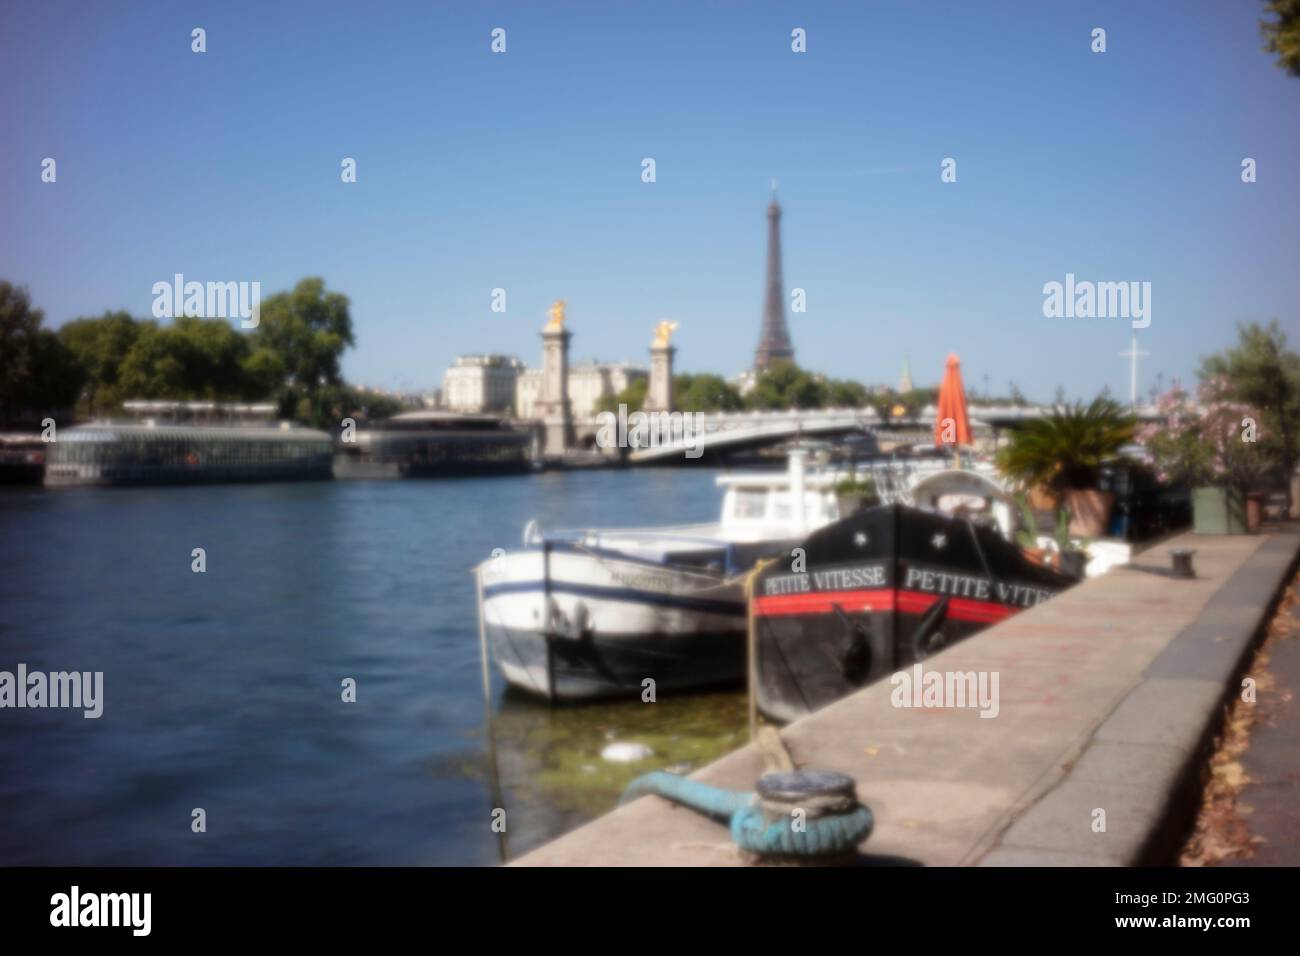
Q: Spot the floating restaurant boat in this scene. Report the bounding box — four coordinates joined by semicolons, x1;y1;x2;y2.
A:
44;401;332;486
751;475;1079;723
474;451;841;701
333;411;532;479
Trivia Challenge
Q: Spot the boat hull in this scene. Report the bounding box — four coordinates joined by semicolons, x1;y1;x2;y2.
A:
752;504;1077;723
478;543;749;701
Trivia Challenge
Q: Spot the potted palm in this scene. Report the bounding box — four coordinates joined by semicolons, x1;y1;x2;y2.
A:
997;397;1136;538
1140;380;1269;534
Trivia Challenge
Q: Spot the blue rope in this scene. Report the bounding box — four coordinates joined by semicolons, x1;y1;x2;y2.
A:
622;771;873;858
622;772;753;820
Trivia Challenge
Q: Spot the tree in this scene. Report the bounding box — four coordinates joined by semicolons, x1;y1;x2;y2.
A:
1262;0;1300;76
172;316;258;400
675;373;743;412
997;397;1136;493
250;278;355;426
114;317;260;401
900;386;937;412
597;376;649;414
0;281;85;424
117;322;188;398
58;311;142;416
62;312;273;410
746;360;826;410
1200;320;1300;503
824;378;869;408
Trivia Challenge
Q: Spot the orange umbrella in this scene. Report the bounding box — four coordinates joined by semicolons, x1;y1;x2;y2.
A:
934;353;972;448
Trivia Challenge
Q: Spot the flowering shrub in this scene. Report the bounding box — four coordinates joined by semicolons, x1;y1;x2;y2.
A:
1138;378;1269;491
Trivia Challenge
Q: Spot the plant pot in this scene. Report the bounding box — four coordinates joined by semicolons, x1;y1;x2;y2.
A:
1245;491;1265;532
1192;486;1247;535
1059;550;1088;579
1065;488;1114;538
1020;546;1052;568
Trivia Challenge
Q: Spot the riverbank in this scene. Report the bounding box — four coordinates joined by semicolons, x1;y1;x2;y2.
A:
514;523;1300;866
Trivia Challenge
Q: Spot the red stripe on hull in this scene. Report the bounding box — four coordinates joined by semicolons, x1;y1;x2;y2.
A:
753;587;1018;625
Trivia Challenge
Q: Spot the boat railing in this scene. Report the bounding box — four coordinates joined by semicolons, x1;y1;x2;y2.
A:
522;521;723;550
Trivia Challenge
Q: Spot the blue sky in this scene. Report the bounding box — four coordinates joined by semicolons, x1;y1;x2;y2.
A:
3;0;1297;400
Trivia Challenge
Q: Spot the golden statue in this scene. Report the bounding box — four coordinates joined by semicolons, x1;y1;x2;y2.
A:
653;320;679;347
545;299;566;332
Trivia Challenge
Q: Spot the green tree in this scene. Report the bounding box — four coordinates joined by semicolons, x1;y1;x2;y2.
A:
250;278;355;425
58;311;142;416
1262;0;1300;76
597;376;649;414
172;316;259;399
1199;320;1300;502
0;282;85;423
118;322;188;398
675;373;743;412
997;397;1136;493
115;317;260;400
746;360;826;410
824;378;869;408
900;386;937;413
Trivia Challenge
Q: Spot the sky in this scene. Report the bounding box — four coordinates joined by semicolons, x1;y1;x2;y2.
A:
2;0;1298;401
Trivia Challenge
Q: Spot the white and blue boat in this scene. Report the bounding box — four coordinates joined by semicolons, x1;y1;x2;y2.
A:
474;452;840;701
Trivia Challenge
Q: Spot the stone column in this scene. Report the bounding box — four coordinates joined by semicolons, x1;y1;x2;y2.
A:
644;343;675;413
535;324;573;455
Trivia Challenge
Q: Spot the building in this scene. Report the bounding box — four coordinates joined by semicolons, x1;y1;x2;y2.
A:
515;361;646;420
568;361;646;419
514;368;543;419
442;354;524;414
753;188;796;371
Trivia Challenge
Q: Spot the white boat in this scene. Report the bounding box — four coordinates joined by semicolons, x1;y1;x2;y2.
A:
474;452;840;701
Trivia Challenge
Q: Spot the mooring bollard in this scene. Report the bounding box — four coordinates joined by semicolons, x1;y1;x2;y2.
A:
622;768;873;862
1170;547;1196;579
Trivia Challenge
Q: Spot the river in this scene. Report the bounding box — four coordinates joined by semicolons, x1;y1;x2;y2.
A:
0;470;751;865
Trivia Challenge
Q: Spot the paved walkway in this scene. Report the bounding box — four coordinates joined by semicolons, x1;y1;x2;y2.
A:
514;524;1300;866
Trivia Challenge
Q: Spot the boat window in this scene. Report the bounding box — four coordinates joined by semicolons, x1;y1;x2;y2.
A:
772;497;791;520
734;489;767;519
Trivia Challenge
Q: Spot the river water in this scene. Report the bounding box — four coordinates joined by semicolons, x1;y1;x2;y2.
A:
0;470;751;865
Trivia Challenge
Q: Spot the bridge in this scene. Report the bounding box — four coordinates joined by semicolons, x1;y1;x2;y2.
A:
617;403;1155;463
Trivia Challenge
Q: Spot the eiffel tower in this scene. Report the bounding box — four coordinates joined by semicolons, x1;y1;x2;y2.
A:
753;183;796;370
